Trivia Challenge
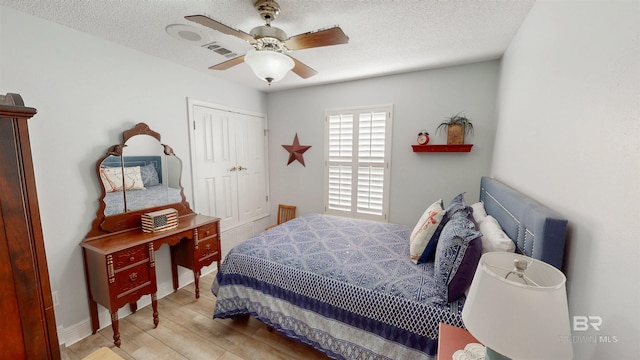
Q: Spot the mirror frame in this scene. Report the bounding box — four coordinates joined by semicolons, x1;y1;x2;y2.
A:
87;123;193;237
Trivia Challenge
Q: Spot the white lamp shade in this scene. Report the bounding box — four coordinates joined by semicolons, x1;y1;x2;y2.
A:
244;49;294;83
461;252;573;360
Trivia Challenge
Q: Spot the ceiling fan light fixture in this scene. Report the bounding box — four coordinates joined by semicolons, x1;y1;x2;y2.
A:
244;49;294;84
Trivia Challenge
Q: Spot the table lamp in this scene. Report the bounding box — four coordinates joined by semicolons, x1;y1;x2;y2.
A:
461;252;573;360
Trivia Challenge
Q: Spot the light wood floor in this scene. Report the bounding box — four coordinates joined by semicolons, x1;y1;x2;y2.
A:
61;272;328;360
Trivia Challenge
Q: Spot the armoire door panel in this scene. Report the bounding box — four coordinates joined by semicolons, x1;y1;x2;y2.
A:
0;221;28;359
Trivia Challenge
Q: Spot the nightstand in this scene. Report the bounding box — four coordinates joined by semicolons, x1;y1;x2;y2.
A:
437;323;482;360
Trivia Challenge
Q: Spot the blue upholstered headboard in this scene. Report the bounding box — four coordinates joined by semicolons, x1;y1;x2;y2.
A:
101;156;163;183
479;177;568;269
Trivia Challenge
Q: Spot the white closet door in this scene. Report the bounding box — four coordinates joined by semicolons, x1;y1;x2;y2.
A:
188;99;269;232
191;104;239;230
235;113;268;223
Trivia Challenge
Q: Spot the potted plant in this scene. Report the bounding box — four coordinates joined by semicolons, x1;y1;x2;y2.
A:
436;113;473;144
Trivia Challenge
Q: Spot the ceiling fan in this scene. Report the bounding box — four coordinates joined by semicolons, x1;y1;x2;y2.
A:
186;0;349;85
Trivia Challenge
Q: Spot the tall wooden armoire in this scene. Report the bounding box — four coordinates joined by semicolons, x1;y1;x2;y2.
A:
0;93;60;359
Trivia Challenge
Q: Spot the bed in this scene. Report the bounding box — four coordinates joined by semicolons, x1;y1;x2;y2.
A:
101;155;183;215
211;177;568;359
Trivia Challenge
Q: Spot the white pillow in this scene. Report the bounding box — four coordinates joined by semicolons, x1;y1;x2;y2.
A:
479;215;516;254
100;166;145;192
409;200;446;264
471;201;488;224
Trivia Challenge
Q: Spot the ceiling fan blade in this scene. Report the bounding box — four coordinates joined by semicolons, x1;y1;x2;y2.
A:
288;56;318;79
209;55;245;70
185;15;256;44
284;26;349;50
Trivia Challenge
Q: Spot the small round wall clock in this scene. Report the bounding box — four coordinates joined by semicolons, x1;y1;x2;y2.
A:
417;131;430;145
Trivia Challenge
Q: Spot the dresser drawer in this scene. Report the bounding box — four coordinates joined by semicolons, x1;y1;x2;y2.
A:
114;262;151;297
112;244;149;270
196;237;220;261
197;223;217;240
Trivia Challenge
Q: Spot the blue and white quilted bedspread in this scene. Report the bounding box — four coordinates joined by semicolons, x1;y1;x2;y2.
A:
103;185;182;215
212;214;465;360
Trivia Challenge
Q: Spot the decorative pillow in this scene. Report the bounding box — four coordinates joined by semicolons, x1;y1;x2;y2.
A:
445;193;470;218
433;216;482;304
409;200;446;264
140;163;160;187
479;215;516;254
99;166;145;192
470;201;488;224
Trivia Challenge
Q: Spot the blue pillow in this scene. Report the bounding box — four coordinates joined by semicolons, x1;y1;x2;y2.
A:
433;216;482;304
140;163;160;187
445;192;470;219
415;216;447;264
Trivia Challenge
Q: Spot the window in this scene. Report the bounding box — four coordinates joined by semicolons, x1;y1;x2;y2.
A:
324;105;392;222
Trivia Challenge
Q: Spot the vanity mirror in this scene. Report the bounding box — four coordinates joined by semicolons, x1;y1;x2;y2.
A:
83;123;220;347
88;123;192;236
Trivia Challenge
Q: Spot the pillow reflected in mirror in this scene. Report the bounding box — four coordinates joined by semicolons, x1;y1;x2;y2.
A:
100;166;145;192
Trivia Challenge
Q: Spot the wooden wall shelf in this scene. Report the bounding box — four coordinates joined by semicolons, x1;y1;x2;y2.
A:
412;144;473;152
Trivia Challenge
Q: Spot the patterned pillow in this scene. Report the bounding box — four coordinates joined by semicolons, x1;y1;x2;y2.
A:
99;166;145;192
140;163;160;187
409;200;446;264
433;216;482;304
445;192;470;218
413;193;472;264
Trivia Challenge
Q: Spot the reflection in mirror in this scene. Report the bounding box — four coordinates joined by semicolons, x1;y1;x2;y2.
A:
100;155;125;215
100;129;184;216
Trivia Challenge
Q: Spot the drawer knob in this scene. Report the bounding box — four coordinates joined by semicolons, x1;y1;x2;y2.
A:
205;244;212;251
129;256;135;262
205;230;210;235
129;272;138;281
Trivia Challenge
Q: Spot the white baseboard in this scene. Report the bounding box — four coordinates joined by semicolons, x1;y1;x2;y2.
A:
59;318;92;347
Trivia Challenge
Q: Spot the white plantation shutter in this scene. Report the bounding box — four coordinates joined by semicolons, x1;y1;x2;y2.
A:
325;106;392;222
328;165;352;212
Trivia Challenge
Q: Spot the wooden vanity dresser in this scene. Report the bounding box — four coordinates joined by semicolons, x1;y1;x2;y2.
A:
82;123;220;347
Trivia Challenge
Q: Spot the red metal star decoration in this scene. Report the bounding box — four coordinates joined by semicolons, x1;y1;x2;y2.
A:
282;133;311;166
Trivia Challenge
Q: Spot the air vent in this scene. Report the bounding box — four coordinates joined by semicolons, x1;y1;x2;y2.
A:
202;42;238;58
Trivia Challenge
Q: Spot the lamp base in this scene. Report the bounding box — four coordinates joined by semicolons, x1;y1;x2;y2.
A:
486;347;512;360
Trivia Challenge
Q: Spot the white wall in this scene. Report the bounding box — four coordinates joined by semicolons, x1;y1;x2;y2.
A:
0;6;266;345
266;61;500;225
493;1;639;358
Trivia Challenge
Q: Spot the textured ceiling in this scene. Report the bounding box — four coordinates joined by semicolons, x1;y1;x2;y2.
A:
1;0;535;92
